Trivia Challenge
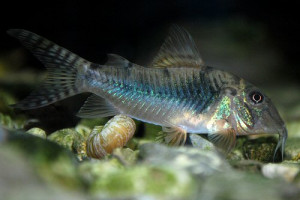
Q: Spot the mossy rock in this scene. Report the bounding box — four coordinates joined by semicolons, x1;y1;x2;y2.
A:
286;120;300;138
79;159;194;198
5;133;82;190
0;89;17;114
26;127;47;139
112;148;139;166
144;123;161;139
285;138;300;161
197;171;299;200
48;128;88;160
0;112;25;129
242;137;279;162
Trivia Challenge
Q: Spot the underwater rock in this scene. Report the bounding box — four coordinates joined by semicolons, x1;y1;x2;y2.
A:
48;128;87;160
262;163;300;182
112;148;138;166
242;137;279;162
0;112;24;129
143;123;163;139
281;120;300;161
138;143;230;177
188;134;215;150
284;138;300;161
5;133;82;190
26;127;47;139
0;89;16;114
196;171;300;200
0;125;8;142
78;158;194;199
286;120;300;138
75;124;91;139
226;137;248;161
0;144;86;200
86;115;136;159
229;160;263;173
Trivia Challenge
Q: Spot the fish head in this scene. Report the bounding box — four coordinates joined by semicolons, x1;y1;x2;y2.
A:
228;79;287;160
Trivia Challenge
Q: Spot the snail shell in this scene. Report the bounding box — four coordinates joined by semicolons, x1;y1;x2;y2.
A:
86;115;136;159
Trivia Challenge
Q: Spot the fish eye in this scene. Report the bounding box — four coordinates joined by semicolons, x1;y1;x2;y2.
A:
249;91;264;104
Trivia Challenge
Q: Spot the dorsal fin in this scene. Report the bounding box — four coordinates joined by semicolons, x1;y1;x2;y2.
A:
105;54;133;68
151;25;204;68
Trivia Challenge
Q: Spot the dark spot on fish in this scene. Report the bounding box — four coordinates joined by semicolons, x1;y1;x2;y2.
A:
225;87;237;96
56;47;63;57
230;89;237;96
43;42;55;54
231;74;241;85
33;37;44;50
203;66;214;73
163;68;170;77
26;32;34;41
127;62;133;68
69;56;80;67
63;51;71;61
90;63;101;70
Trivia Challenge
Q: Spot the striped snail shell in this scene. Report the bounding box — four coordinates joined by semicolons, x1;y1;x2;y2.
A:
86;115;136;159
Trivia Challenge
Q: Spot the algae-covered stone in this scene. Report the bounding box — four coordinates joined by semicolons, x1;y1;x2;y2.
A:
0;125;8;142
48;128;87;160
188;134;215;150
75;124;91;139
284;138;300;161
242;137;279;162
143;123;162;139
229;160;263;173
0;112;25;129
197;171;300;200
112;148;138;166
262;163;300;182
0;89;17;114
284;119;300;161
27;127;47;139
48;128;79;150
125;138;140;150
0;144;86;200
227;137;248;161
78;158;123;185
78;158;194;199
287;120;300;138
6;133;82;190
138;143;230;177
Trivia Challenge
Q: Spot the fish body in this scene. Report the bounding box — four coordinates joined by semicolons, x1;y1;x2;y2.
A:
7;26;287;159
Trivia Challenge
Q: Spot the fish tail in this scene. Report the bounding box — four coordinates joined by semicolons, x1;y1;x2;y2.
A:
7;29;89;110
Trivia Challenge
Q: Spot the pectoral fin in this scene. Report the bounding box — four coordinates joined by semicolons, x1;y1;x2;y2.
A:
208;130;236;153
156;126;187;146
77;94;119;118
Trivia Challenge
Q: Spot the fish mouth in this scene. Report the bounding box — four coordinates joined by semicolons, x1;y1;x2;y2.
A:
273;126;288;162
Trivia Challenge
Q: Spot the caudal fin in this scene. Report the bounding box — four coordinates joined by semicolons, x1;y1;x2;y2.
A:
7;29;90;109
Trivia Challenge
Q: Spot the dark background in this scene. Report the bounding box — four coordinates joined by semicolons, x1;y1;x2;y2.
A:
1;0;299;83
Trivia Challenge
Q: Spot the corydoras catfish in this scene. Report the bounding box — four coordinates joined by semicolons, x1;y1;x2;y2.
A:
7;26;287;160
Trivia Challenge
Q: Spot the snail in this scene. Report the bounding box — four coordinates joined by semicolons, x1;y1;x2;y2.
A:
86;115;136;159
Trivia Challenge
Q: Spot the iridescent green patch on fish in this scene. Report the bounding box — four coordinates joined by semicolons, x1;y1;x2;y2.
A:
233;96;254;130
7;25;287;161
